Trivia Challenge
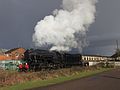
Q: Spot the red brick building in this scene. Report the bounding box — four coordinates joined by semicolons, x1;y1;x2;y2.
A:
0;48;26;60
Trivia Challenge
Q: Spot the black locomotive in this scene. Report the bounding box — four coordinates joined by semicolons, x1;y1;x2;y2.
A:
24;49;83;71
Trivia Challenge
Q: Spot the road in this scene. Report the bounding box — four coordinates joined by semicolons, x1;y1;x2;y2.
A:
30;68;120;90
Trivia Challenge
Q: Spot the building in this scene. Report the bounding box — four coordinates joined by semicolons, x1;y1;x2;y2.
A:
82;55;110;61
82;55;111;66
5;47;26;60
0;54;10;60
0;48;26;70
111;52;120;61
0;48;26;60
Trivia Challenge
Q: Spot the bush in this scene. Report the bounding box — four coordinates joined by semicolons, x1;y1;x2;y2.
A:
0;66;108;88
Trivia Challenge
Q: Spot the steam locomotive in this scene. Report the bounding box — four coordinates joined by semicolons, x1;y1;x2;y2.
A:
24;49;83;71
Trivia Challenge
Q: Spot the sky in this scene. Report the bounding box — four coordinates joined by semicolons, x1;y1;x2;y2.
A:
0;0;120;56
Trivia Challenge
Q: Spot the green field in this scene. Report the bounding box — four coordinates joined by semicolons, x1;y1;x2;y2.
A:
0;68;112;90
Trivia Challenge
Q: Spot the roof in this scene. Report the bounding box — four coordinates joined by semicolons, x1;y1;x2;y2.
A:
82;54;110;57
5;47;25;54
0;48;7;54
111;53;120;58
111;50;120;58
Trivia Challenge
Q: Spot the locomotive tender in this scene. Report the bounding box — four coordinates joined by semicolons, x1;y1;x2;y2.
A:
24;49;83;71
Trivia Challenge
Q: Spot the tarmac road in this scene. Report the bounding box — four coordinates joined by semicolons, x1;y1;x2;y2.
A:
30;68;120;90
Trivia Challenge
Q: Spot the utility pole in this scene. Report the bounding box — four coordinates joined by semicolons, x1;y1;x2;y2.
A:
116;40;119;60
114;40;119;67
114;40;118;67
116;40;119;52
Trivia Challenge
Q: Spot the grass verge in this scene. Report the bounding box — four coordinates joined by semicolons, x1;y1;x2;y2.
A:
0;68;112;90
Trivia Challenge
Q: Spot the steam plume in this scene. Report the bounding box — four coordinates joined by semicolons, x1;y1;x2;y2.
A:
33;0;98;52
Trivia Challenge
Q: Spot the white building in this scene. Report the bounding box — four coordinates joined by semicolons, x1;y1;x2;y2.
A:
82;55;111;66
82;55;110;61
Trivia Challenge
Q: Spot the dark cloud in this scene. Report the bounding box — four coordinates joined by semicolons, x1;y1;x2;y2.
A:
0;0;61;49
0;0;120;55
84;0;120;55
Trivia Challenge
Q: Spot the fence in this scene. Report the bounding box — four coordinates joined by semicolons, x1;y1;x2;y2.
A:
0;60;24;70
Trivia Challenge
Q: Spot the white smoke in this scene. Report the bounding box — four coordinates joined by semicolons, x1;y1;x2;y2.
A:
33;0;98;52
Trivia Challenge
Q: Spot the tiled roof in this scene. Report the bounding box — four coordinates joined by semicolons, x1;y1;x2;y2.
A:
5;48;25;54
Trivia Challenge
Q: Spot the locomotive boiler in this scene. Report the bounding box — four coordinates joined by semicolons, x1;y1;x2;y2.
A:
24;49;82;71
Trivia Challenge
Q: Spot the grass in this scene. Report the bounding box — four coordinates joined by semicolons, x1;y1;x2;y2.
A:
0;68;112;90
